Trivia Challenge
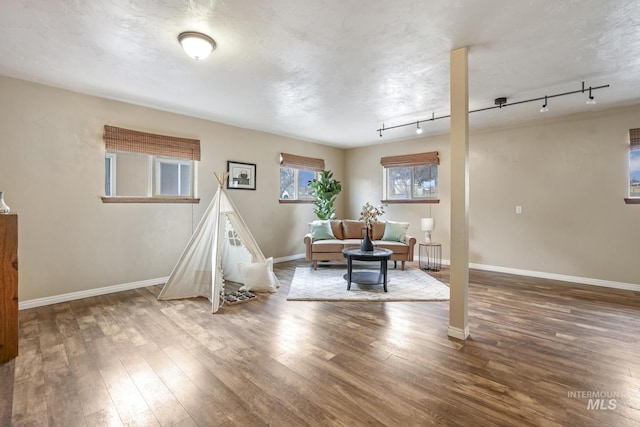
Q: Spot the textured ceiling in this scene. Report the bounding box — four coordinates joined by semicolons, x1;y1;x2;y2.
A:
0;0;639;147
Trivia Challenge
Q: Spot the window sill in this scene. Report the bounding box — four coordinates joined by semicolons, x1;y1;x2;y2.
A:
101;196;200;204
381;199;440;204
279;199;314;204
624;198;640;204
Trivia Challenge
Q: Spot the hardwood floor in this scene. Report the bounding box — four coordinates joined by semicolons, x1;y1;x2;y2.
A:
2;260;640;426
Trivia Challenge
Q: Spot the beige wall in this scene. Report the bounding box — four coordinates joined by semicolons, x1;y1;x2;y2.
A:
2;73;637;301
0;76;344;301
346;104;640;285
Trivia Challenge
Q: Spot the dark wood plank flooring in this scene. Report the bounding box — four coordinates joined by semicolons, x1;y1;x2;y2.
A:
2;260;640;426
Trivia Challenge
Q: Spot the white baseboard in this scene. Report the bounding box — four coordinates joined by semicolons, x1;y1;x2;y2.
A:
413;256;639;291
273;253;305;263
19;277;169;310
468;262;640;292
19;254;306;310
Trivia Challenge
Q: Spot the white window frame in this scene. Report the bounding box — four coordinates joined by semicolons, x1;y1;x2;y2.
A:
383;165;438;201
626;128;640;204
105;153;116;197
104;152;197;200
154;157;194;197
630;148;640;198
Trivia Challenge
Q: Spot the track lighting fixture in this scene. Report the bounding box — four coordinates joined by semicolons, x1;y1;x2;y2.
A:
376;81;609;137
540;96;549;113
586;87;596;105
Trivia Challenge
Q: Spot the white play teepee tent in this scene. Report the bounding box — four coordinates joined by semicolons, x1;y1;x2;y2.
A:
158;173;278;312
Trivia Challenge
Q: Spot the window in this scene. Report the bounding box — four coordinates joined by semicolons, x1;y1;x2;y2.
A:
386;165;438;199
279;153;324;202
631;151;640;197
228;230;241;246
155;158;191;196
381;151;439;203
105;153;116;196
102;125;200;203
279;167;316;200
627;128;640;204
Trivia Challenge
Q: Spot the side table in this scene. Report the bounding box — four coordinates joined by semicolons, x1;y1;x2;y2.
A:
342;248;393;292
419;243;442;272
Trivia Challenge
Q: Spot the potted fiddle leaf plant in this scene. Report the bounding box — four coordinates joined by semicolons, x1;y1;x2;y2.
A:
309;170;342;220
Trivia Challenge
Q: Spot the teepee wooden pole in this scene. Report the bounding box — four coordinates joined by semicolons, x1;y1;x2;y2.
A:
213;172;229;187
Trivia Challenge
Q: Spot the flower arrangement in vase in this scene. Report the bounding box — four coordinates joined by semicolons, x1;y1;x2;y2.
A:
358;202;385;251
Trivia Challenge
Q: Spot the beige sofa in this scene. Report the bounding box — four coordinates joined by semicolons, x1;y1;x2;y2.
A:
304;219;416;270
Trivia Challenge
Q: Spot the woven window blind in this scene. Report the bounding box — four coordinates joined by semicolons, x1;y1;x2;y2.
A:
104;125;201;161
631;128;640;149
280;153;325;171
380;151;439;168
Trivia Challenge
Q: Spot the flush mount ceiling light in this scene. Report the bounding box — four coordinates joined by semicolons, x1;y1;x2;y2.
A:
178;31;216;60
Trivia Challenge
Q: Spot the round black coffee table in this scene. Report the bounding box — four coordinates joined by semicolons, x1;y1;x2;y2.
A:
342;248;393;292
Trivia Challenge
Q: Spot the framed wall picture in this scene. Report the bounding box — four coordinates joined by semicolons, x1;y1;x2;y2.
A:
227;161;256;190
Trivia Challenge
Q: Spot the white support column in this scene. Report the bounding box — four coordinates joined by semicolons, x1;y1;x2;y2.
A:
448;47;470;340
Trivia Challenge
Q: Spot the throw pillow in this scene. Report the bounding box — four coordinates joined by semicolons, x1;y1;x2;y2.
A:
238;257;280;293
309;220;336;241
381;220;410;243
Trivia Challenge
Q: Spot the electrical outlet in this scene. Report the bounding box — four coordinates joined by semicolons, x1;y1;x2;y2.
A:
516;205;522;214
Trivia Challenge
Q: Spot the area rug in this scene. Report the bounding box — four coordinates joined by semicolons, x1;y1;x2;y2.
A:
287;266;449;302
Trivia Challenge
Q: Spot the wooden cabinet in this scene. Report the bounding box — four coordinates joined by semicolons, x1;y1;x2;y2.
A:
0;214;18;363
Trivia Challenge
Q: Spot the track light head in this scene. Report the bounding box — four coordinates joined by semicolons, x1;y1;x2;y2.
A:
416;122;423;134
540;95;549;113
586;88;596;104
